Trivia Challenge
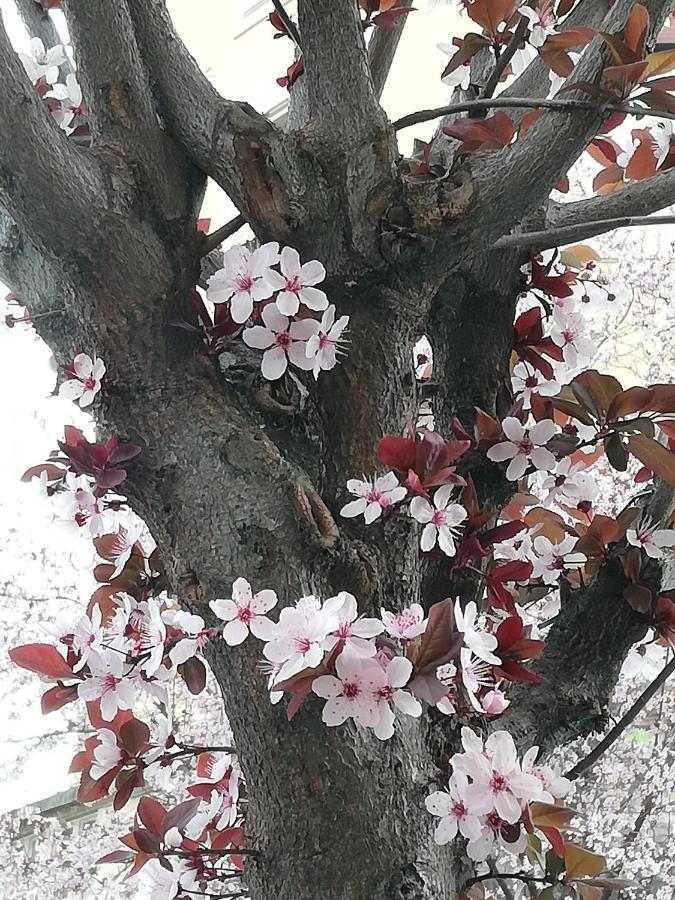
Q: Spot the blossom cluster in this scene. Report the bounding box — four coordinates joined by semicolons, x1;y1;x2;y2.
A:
19;38;86;135
426;727;571;861
206;242;349;381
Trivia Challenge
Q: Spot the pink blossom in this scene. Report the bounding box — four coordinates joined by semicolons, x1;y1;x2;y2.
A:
210;577;278;646
627;518;675;559
341;471;407;524
312;652;381;728
454;600;500;665
108;516;145;579
305;304;349;379
267;246;328;316
77;652;136;721
551;311;596;368
487;417;557;481
19;37;65;83
460;730;543;823
165;611;210;665
539;456;597;508
511;361;560;409
139;599;167;675
243;303;318;380
532;534;586;584
481;689;510;716
426;772;483;844
72;604;104;672
520;0;557;47
89;728;122;781
322;591;383;658
521;745;572;801
58;353;105;407
207;241;280;323
371;655;422;739
380;603;427;642
263;595;339;682
410;484;467;556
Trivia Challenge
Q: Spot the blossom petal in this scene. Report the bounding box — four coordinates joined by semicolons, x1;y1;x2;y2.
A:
261;346;288;381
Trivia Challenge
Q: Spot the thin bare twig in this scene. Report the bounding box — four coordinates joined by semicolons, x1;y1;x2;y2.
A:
272;0;302;50
393;96;675;131
493;215;675;252
202;215;246;256
482;14;531;101
565;654;675;780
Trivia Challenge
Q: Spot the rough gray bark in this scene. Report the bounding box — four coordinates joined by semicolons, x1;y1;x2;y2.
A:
1;0;674;898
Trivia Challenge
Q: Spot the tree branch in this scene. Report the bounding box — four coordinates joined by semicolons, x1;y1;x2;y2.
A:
393;96;675;131
126;0;298;239
493;214;675;251
0;18;106;258
297;0;386;139
548;166;675;232
367;0;414;100
271;0;302;50
482;12;531;101
201;214;246;256
466;0;673;249
565;654;675;780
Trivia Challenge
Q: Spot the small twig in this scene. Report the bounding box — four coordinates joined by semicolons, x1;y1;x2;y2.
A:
393;96;675;131
565;654;675;780
493;215;675;252
482;14;531;101
272;0;302;50
202;215;246;256
464;872;549;890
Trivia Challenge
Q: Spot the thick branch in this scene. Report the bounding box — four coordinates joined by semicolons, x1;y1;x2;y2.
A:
493;214;675;251
467;0;673;248
202;215;246;256
367;0;414;100
565;654;675;780
0;19;106;258
548;166;675;232
126;0;295;238
297;0;386;138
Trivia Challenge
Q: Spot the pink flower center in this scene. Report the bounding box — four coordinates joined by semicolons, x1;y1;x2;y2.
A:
82;375;97;390
319;333;330;349
366;488;390;508
275;330;292;349
636;529;652;544
295;636;312;654
490;773;509;793
486;811;503;831
235;273;253;292
377;684;394;702
431;509;448;526
562;329;574;343
335;622;353;640
525;375;538;388
551;553;565;570
342;680;361;699
452;800;467;819
102;673;118;694
394;611;419;635
516;436;534;455
236;605;254;623
554;475;566;486
285;275;302;293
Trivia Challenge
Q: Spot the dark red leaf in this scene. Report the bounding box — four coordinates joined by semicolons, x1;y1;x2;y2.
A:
9;643;75;680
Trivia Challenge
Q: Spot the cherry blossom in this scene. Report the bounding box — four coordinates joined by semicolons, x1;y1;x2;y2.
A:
52;474;117;537
511;361;560;409
210;577;278;645
109;516;145;578
267;246;328;316
371;655;422;739
340;471;407;523
521;745;572;802
487;417;557;481
72;605;104;672
481;688;510;716
242;303;318;380
539;456;598;508
305;304;350;379
312;652;381;728
46;73;84;130
381;603;427;642
532;534;587;584
460;648;494;710
425;772;483;844
454;600;501;665
58;353;105;407
165;610;210;665
551;311;596;368
627;518;675;559
19;38;65;84
89;729;122;781
77;652;136;721
136;858;195;900
207;241;280;323
459;730;543;823
520;0;557;47
322;591;383;657
622;631;667;679
410;484;467;555
140;599;167;675
263;595;339;682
